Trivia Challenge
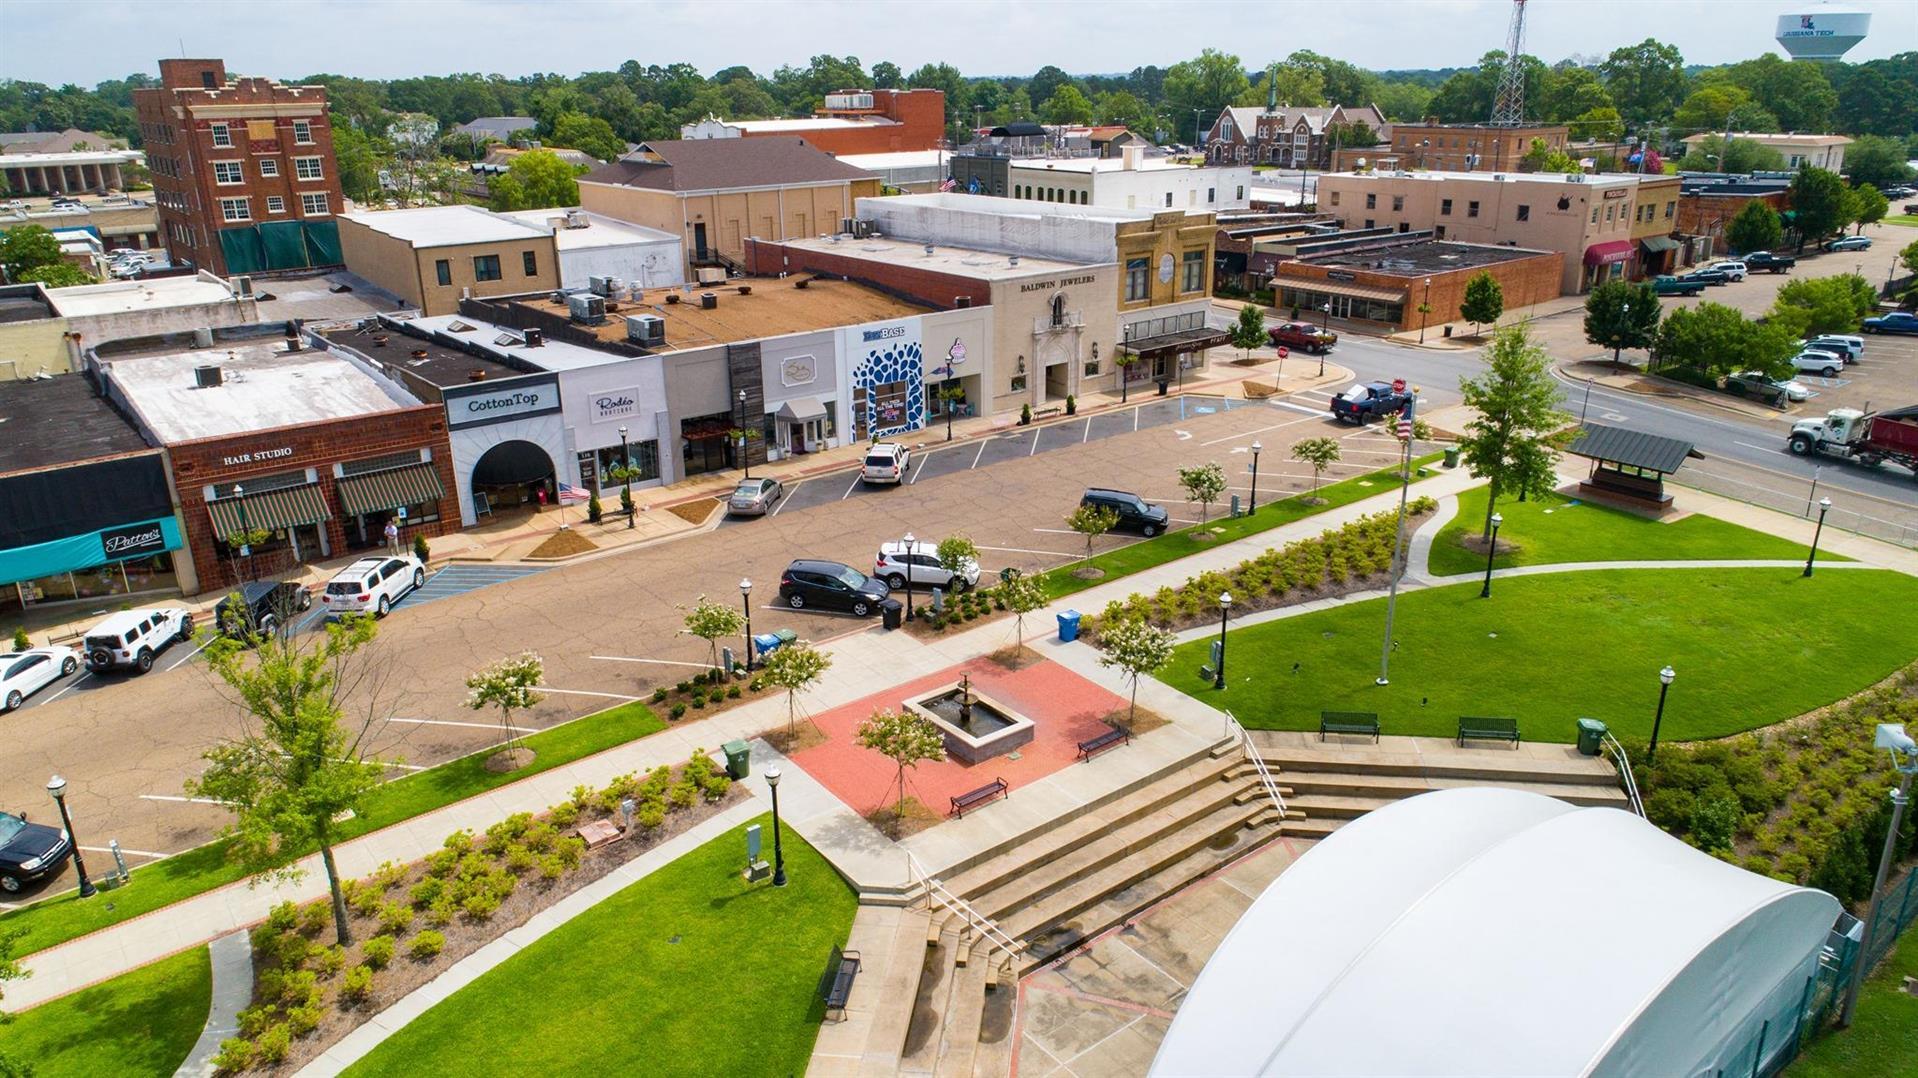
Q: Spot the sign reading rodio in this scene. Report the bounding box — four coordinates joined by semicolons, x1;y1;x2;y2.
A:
443;374;562;430
592;389;640;422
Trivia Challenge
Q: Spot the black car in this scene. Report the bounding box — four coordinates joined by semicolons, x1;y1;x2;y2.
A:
1081;488;1172;537
778;560;891;616
1;809;72;894
1680;268;1730;286
215;580;313;639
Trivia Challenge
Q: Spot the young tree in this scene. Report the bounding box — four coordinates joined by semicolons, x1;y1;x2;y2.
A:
679;595;745;677
997;569;1048;651
1840;135;1917;192
1040;85;1095;126
1066;503;1120;561
464;652;544;759
1229;303;1266;362
189;617;391;947
1098;617;1177;727
17;262;95;287
488;149;583;211
935;536;979;583
1901;238;1918;281
1844;183;1888;235
1725;200;1783;255
1456;323;1566;539
1582;279;1661;368
1458;271;1505;335
1786;167;1848;251
0;224;65;280
1521;136;1581;174
1177;462;1227;523
1290;436;1342;501
759;640;831;736
855;707;946;827
1770;275;1879;336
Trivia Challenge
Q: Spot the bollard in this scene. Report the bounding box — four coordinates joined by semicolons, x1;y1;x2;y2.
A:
931;586;944;614
620;798;635;832
1231;494;1242;518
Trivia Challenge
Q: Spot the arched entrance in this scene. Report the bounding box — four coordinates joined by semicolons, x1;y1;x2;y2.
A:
470;439;555;515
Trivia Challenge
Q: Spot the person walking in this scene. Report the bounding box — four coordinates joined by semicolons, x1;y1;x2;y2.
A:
383;517;400;554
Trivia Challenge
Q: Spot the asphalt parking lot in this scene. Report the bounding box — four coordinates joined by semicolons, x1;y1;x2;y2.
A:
1791;330;1917;418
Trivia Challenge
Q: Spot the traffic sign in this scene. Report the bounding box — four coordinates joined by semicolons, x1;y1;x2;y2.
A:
1391;378;1407;393
1277;346;1289;359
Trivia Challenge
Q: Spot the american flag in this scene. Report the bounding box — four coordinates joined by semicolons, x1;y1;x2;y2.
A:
1395;407;1414;442
558;483;591;504
939;177;957;192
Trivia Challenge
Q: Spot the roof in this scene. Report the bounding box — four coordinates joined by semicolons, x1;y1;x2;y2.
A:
0;284;54;325
250;270;406;325
579;138;872;193
452;116;538;139
729;117;896;133
47;274;240;317
1567;421;1697;474
1300;239;1557;275
505;275;930;353
102;338;421;443
1327;169;1639;189
989;122;1048;138
0;128;117;155
0;374;150;473
864;191;1168;224
835;150;949;170
777;234;1096;280
338;205;552;248
1153;788;1842;1077
1010;156;1197;174
494;208;678;250
316;317;534;387
393;312;631;373
1680;131;1852;147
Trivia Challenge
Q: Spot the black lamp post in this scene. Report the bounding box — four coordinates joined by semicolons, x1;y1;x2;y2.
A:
1248;440;1262;513
736;389;751;479
1648;665;1675;766
1804;497;1831;577
1213;591;1232;690
1480;512;1503;598
739;577;753;672
47;774;96;898
1319;304;1331;375
1418;277;1432;344
765;764;788;887
902;531;915;621
232;483;250;584
618;425;634;529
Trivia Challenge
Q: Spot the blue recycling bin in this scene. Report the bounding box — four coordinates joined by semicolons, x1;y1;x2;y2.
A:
1056;610;1082;643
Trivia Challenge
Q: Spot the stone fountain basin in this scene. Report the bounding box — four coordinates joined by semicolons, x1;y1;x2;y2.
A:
905;681;1035;764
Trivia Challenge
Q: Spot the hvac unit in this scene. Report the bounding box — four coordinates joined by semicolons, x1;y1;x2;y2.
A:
626;314;666;346
840;217;855;235
589;275;613;296
564;210;588;229
568;293;607;325
605;277;625;296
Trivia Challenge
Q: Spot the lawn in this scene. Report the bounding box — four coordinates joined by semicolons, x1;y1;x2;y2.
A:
1042;452;1445;599
343;812;857;1077
1161;568;1918;743
1882;214;1918;228
3;945;210;1077
0;700;665;957
1789;916;1918;1077
1427;486;1830;577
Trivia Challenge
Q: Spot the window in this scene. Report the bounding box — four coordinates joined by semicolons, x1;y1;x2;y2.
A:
1441;198;1453;215
219;197;250;222
1164;192;1173;207
300;192;330;216
210;123;231;147
434;259;452;286
473;254;502;281
1329;191;1340;206
1181;249;1205;293
1606;205;1615;222
1592;207;1600;224
1125;257;1149;302
1364;218;1375;229
1467;200;1480;218
522;250;538;276
1084;358;1101;377
1236;185;1244;200
294;156;324;180
1207;187;1215;203
1391;195;1404;211
1365;193;1377;209
292;120;313;145
258;158;279;178
1664;201;1675;220
213;160;244;185
265;195;285;214
1516;204;1530;221
592;441;659;488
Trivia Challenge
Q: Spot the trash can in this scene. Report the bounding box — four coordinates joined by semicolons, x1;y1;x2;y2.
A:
1443;446;1461;468
722;740;752;780
1056;610;1083;643
881;598;904;630
1576;718;1607;756
1156;379;1170;396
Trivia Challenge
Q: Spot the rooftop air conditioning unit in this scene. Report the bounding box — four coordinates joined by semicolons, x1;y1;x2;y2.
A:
840;217;855;234
568;293;606;325
700;291;718;310
626;314;666;346
564;210;587;229
194;365;223;388
589;275;614;296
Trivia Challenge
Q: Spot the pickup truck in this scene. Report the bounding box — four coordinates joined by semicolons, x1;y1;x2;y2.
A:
1741;251;1796;273
1788;406;1918;477
1267;320;1338;354
1652;275;1705;297
1330;381;1412;425
1863;312;1918;336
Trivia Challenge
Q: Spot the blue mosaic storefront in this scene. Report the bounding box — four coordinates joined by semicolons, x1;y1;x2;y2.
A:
849;320;926;442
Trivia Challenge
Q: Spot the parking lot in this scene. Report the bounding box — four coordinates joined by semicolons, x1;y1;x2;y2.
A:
1785;330;1917;419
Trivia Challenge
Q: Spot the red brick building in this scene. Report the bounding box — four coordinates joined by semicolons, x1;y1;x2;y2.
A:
681;89;946;156
134;58;346;276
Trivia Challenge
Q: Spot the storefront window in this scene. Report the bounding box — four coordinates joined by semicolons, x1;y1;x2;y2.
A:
3;550;181;615
592;441;660;487
1125;258;1149;302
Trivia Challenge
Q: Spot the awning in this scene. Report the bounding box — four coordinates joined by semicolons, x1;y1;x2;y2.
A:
774;396;828;422
1120;328;1231;359
1638;235;1682;253
336;463;446;517
1274;277;1409;304
1584;240;1636;266
207;483;330;537
1566;422;1699;475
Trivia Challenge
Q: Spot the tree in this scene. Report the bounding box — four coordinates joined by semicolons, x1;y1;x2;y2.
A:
1177;462;1227;524
331;123;387;204
855;707;945;828
1240;64;1325;110
487;149;583;211
1901;238;1918;280
1290;436;1342;501
18;262;94;287
1675;135;1785;175
1787;167;1848;251
1844;184;1888;235
1097;617;1176;728
1458;271;1504;334
1569;106;1624;145
188;616;391;947
0;223;64;280
464;652;544;761
935;536;979;581
1539;65;1615;124
759;640;830;736
1095;90;1157;134
1654;302;1795;379
1599;39;1687;123
1041;85;1094;126
1028;65;1074;107
1714;54;1837;133
1163;49;1251;142
1672;84;1775;136
1725;200;1783;255
1228;302;1265;361
1066;503;1120;562
1842;135;1917;192
1771;275;1878;336
548;111;625;162
871;61;902;90
1521;136;1580;174
679;595;745;676
1583;279;1661;368
1456;323;1565;538
997;569;1048;650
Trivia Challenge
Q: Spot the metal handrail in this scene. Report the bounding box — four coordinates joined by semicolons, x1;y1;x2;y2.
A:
1601;731;1646;817
1228;710;1288;819
905;851;1024;964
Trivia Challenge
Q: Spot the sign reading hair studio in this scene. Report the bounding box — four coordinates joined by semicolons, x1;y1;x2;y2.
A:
100;521;169;561
443;373;562;430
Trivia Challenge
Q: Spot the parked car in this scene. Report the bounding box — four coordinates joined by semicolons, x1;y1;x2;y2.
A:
1826;236;1872;252
1330;381;1413;425
875;539;979;593
1804;335;1864;363
1790;349;1846;377
1;647;80;711
1652;275;1705;297
1863;312;1918;335
1741;251;1796;273
1267;321;1338;354
82;607;194;674
214;580;312;640
1679;268;1730;287
777;559;890;616
727;476;784;517
860;443;912;485
1706;260;1748;281
321;554;425;618
0;809;73;894
1080;488;1171;537
1725;371;1809;405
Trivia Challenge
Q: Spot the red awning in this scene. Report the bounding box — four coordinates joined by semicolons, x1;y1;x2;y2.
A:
1583;240;1636;266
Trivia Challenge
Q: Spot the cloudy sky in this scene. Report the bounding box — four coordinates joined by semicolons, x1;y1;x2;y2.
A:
4;0;1914;86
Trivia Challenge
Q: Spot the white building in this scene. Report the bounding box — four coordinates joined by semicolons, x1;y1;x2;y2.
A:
495;208;683;291
1004;147;1251;212
1679;131;1852;171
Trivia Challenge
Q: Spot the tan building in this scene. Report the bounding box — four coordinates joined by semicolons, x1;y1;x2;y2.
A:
1629;175;1686;277
337;205;560;316
1315;170;1643;294
1332;123;1570;174
1679;131;1850;171
576;138;881;278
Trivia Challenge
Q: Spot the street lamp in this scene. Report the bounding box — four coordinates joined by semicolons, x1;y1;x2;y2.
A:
1804;497;1831;577
739;578;754;672
618;425;634;529
46;775;96;898
1213;592;1232;690
232;483;251;585
736;389;751;479
1837;721;1918;1027
765;764;788;887
1418;277;1432;345
1480;512;1502;598
1648;665;1675;766
901;531;916;621
1319;303;1332;375
1248;441;1262;513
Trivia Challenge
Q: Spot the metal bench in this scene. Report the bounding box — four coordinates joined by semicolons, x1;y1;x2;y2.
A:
823;947;861;1021
1458;716;1520;749
1319;711;1381;743
950;777;1009;817
1078;726;1131;761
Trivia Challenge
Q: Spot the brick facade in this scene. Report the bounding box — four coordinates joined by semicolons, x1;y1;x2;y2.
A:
1677;191;1790;252
778;90;945;155
1273;247;1564;332
744;238;991;310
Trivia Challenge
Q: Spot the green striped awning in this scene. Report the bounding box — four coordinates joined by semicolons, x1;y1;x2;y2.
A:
336;463;446;517
207;483;331;537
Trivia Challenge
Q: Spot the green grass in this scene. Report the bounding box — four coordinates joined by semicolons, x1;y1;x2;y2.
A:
1162;568;1918;743
344;812;857;1077
1882;214;1918;228
3;945;210;1077
1042;453;1446;600
1789;917;1918;1077
0;701;665;957
1427;486;1836;576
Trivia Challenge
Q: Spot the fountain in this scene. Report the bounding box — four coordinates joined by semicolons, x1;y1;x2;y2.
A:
906;673;1035;763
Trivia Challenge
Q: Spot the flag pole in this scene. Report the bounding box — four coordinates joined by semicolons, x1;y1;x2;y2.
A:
1376;396;1415;686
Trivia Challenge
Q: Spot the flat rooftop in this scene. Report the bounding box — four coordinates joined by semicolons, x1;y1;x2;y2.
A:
0;374;149;473
504;276;932;353
836;150;948;169
338;204;551;248
780;234;1096;280
252;270;407;325
1327;170;1640;188
381;313;627;374
1012;156;1201;174
1300;240;1556;275
0;285;54;324
495;208;677;250
865;191;1169;223
729;117;893;132
316;318;534;387
103;339;419;443
48;274;239;318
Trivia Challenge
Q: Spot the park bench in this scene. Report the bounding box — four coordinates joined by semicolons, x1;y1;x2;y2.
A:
1078;726;1131;761
1319;711;1381;743
950;777;1009;817
1458;716;1520;749
1032;406;1064;421
822;947;861;1021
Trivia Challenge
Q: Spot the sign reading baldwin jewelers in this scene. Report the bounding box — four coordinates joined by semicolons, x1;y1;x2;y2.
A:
1018;274;1098;293
100;520;169;561
591;389;640;422
443;373;562;430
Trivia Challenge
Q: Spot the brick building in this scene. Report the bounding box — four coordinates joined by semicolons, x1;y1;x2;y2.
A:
1268;235;1562;334
1675;176;1793;255
680;89;946;155
1331;122;1569;174
134;58;345;276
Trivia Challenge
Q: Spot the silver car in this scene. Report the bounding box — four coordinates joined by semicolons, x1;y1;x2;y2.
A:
727;477;784;517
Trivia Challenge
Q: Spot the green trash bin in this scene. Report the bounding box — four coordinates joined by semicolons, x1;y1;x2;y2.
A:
1576;718;1607;756
722;740;752;779
1443;446;1461;469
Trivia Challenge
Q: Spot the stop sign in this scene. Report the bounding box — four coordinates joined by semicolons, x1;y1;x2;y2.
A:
1392;378;1407;393
1278;346;1289;359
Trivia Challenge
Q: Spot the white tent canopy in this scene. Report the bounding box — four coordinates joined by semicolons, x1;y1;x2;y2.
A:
1151;788;1840;1077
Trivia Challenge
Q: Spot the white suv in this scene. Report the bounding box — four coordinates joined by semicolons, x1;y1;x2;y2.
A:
322;554;425;617
875;539;979;593
83;607;195;674
1790;349;1845;377
861;443;912;485
1707;260;1748;281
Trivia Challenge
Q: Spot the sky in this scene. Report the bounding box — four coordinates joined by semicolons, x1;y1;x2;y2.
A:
2;0;1914;87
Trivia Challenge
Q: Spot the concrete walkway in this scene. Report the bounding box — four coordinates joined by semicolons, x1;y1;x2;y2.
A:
173;931;252;1078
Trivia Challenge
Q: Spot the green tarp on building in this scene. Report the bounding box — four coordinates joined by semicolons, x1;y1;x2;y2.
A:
216;221;344;274
303;220;341;266
259;221;307;269
219;227;267;274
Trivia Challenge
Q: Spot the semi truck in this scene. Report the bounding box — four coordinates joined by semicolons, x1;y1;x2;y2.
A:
1787;406;1918;477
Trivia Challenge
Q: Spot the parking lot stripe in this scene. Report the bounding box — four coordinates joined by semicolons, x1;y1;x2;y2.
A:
536;687;641;701
38;670;91;706
841;473;862;500
385;716;537;734
160;635;214;672
1269;400;1326;416
972;438;989;469
1082;418;1092;443
1134;407;1141;432
140;794;232;805
976;544;1080;558
770;481;797;515
590;654;713;669
1030;428;1042;455
1198;414;1318;446
81;845;169;859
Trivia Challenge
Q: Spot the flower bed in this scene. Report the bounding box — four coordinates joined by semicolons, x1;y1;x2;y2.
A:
216;750;742;1073
647;667;764;721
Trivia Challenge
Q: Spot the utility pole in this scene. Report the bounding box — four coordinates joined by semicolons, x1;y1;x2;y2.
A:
1490;0;1530;127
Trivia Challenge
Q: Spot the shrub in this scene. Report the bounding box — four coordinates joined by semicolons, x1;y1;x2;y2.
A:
675;679;692;694
264;901;299;935
426;895;458;927
377;901;415;935
537;853;566;880
361;934;397;970
666;779;696;809
556;835;586;868
749;677;765;692
252;969;284;1008
212;1038;257;1073
651;687;668;703
256;1021;292;1063
727;684;741;699
442;829;475;855
690;694;706;709
409;876;444;908
462;890;502;921
298;900;331;937
275;934;316;971
372;860;408;891
522;821;559;852
636;802;666;830
314;944;346;976
425;847;460;878
351;883;384;917
278;969;319;1007
569;784;594;810
409;930;446;959
505;843;537;874
237;1004;277;1039
340;964;374;1002
670;702;687;720
286;1001;324;1037
548;800;579;827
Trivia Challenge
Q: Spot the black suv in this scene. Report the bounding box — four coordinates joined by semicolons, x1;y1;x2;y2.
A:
1081;489;1171;537
1;809;72;894
215;580;313;640
778;560;891;616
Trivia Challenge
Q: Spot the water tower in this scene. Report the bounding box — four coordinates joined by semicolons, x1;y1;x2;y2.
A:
1775;5;1870;60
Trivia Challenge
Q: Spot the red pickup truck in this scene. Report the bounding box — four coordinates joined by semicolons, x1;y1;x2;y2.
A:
1268;321;1338;355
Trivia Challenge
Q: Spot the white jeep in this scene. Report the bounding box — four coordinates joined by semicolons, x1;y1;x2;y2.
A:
83;607;196;674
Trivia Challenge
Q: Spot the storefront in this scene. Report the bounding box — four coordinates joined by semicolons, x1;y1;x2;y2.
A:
758;330;841;460
1583;240;1635;290
441;373;569;524
554;355;669;496
0;454;189;619
1276;279;1409;328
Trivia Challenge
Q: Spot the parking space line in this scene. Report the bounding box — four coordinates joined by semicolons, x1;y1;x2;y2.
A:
81;845;169;859
590;654;713;668
976;544;1080;558
972;438;989;469
1198;414;1318;446
140;794;232;805
1269;400;1325;416
1134;407;1141;432
161;635;214;672
770;481;798;515
38;670;92;706
1032;527;1082;535
840;473;862;500
535;687;642;701
1030;428;1042;455
1082;418;1092;443
386;716;537;734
